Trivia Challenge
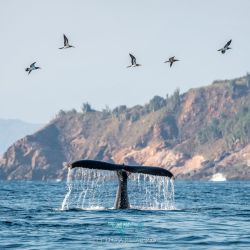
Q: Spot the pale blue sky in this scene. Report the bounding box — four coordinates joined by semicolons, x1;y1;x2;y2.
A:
0;0;250;123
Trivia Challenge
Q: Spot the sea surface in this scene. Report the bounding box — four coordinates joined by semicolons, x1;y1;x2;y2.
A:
0;180;250;249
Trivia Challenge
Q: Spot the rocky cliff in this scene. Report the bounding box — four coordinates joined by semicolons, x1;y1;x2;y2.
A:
1;74;250;180
0;119;42;155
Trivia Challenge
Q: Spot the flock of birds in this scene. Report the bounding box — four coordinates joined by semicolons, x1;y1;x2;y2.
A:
25;35;232;74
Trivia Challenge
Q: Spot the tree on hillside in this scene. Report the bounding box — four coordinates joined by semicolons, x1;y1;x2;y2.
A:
55;109;66;119
166;88;181;113
81;102;94;114
102;105;111;118
229;80;249;99
149;95;166;112
112;105;127;118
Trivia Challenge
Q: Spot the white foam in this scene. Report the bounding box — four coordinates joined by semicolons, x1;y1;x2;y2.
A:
210;173;227;182
61;168;175;210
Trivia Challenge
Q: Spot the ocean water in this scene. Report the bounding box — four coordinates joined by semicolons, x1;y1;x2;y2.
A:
0;180;250;249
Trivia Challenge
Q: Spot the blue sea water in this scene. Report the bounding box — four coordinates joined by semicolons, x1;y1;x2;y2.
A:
0;180;250;249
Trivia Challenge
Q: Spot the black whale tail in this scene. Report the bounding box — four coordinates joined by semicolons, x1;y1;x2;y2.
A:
66;160;174;178
65;160;174;209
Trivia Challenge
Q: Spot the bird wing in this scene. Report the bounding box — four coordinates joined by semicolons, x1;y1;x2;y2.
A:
224;39;232;48
129;53;136;65
30;62;36;67
63;34;69;46
170;61;173;67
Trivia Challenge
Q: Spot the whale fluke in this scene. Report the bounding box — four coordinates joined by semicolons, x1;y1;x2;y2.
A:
66;160;174;209
68;160;173;178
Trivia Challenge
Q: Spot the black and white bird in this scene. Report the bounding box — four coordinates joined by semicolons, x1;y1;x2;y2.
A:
25;62;41;75
164;56;179;67
127;53;141;68
59;34;75;49
218;40;232;54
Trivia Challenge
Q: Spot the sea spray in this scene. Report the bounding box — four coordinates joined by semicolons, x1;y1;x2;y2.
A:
61;167;73;210
61;168;175;210
129;173;175;210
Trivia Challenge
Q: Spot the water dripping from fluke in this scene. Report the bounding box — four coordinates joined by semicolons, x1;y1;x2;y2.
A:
61;160;175;211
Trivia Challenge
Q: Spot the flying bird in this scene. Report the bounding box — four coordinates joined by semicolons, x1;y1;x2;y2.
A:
127;53;141;68
218;40;232;54
59;34;75;49
25;62;41;75
164;56;179;67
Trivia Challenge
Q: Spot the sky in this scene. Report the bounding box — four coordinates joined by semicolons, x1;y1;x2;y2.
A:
0;0;250;123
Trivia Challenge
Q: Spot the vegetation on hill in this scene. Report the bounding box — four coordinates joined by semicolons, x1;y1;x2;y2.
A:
1;74;250;180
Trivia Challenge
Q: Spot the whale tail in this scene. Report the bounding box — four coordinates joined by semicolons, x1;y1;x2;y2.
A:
66;160;174;209
67;160;173;178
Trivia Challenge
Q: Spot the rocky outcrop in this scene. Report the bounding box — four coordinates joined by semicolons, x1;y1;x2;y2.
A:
1;74;250;180
0;119;42;155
